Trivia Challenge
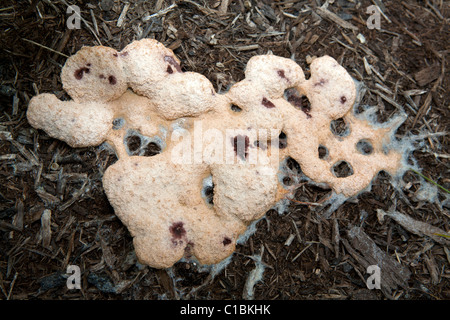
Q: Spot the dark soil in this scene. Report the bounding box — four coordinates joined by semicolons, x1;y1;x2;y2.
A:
0;0;448;300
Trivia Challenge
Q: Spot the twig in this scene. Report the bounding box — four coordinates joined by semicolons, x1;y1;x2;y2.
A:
316;5;358;31
7;272;18;300
90;9;99;36
426;0;444;20
371;89;402;110
143;3;177;21
291;243;312;262
22;38;69;58
117;2;131;27
219;44;260;51
290;199;322;206
219;0;230;14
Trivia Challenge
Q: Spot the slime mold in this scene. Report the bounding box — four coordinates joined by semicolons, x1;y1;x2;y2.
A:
27;39;409;269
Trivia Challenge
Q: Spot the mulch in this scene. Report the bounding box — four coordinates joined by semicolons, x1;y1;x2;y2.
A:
0;0;448;300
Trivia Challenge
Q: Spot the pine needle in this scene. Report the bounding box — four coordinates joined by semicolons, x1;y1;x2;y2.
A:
409;168;450;194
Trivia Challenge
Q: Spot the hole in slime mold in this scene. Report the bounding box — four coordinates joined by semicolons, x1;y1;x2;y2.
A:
201;175;214;206
318;145;328;159
142;142;161;157
332;160;354;178
124;130;165;157
330;118;350;137
356;139;373;155
278;131;288;149
204;186;214;205
283;88;312;118
283;176;293;186
230;104;242;112
126;135;141;153
112;118;125;130
285;156;302;174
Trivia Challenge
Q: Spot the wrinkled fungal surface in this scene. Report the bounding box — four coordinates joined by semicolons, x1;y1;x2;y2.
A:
27;39;407;269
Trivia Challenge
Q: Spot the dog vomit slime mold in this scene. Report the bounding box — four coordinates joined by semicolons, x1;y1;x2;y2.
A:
27;39;409;269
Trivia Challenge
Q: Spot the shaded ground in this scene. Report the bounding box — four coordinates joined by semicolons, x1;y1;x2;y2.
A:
0;0;449;300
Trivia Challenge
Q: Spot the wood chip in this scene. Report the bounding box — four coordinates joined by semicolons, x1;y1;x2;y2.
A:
424;253;440;285
284;233;295;246
344;225;411;297
117;2;131;27
40;209;52;248
414;65;441;87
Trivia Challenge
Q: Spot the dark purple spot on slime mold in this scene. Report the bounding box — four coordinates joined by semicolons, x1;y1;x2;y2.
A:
99;74;105;79
120;51;128;57
108;75;117;85
314;78;327;87
231;135;250;160
340;96;347;104
277;69;287;80
86;63;91;67
74;67;90;80
223;237;232;246
113;53;118;57
167;65;173;74
261;97;275;108
164;55;182;72
170;222;186;239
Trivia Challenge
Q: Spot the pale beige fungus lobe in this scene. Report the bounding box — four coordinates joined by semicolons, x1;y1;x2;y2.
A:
27;39;406;268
